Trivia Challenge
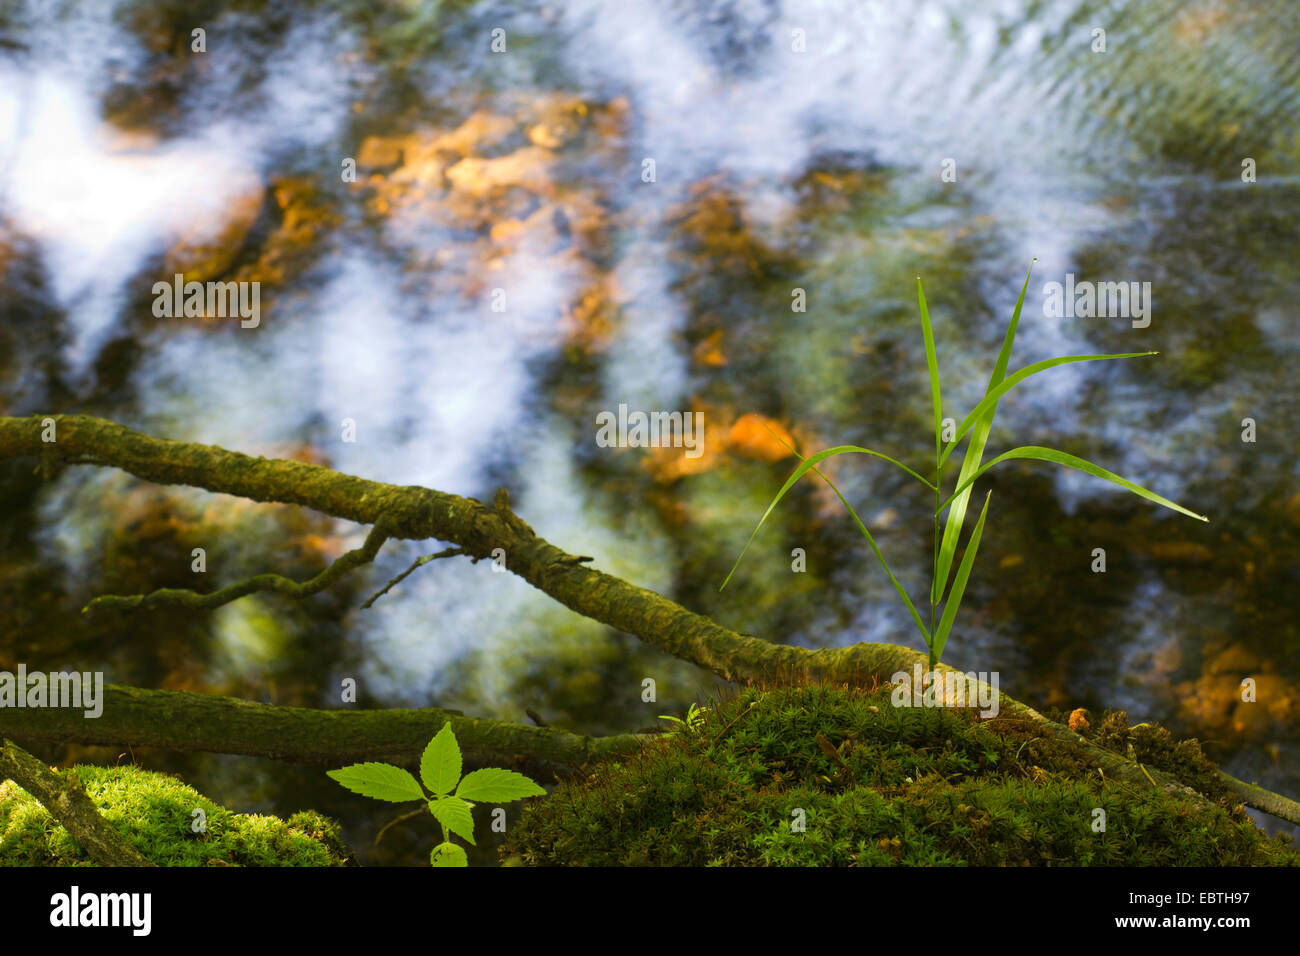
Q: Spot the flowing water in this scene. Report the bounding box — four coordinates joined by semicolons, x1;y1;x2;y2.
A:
1;0;1298;864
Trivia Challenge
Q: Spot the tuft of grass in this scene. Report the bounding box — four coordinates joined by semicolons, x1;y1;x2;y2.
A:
502;684;1298;867
0;764;351;866
722;261;1208;667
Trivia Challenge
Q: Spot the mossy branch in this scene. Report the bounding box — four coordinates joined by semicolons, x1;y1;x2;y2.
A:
0;413;790;681
84;517;398;613
1217;770;1300;825
1;413;1296;825
0;684;648;780
0;737;155;866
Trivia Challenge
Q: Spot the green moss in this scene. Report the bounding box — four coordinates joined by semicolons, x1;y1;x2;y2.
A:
1045;707;1234;806
503;683;1300;866
0;764;351;866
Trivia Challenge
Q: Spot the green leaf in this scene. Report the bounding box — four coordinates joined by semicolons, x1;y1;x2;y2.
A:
327;763;425;803
917;277;943;459
937;446;1209;522
420;724;462;796
455;767;546;803
930;491;991;664
797;456;931;644
720;445;935;592
428;796;476;845
933;260;1033;604
937;352;1158;469
687;704;708;729
431;842;468;867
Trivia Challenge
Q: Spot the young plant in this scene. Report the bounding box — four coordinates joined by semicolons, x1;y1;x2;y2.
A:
327;724;545;866
722;260;1208;669
657;701;709;738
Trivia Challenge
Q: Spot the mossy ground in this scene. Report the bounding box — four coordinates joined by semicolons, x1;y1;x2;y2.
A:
502;682;1300;866
0;764;352;866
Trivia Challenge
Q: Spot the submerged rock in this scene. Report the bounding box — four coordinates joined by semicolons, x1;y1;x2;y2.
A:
163;173;266;284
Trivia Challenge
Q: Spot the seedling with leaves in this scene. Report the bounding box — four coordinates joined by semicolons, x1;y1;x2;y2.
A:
657;701;709;738
327;723;545;866
722;260;1208;669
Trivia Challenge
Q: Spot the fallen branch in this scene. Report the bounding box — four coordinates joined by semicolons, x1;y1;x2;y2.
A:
0;737;154;866
1218;770;1300;825
0;414;798;683
0;683;647;779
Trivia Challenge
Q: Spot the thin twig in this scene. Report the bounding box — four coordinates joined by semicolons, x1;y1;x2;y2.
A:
362;547;465;608
374;807;427;847
84;518;397;614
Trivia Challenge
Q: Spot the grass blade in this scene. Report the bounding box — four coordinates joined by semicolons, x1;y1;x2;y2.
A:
930;490;991;664
720;444;936;592
917;277;943;459
932;259;1035;604
936;445;1210;523
937;351;1158;469
807;461;932;643
751;430;931;643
